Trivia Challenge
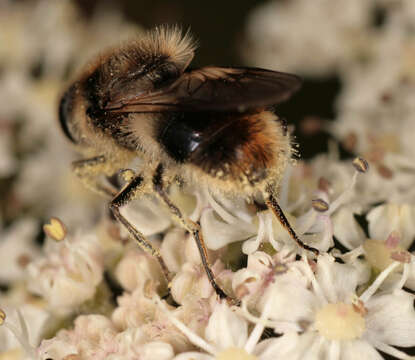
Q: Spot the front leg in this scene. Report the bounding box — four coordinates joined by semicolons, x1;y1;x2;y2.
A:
72;155;118;198
152;164;228;299
109;175;172;284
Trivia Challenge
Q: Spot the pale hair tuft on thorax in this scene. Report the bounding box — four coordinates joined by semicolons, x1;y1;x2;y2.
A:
140;25;197;71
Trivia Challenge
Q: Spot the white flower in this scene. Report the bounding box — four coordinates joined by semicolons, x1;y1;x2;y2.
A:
200;177;334;255
3;1;415;359
115;248;167;294
112;289;192;353
232;250;307;307
334;203;415;292
160;228;193;273
367;203;415;249
106;328;174;360
241;254;415;359
200;190;257;251
120;195;172;237
120;184;199;240
37;314;117;360
27;233;104;315
39;317;175;360
331;205;366;250
112;289;161;330
156;296;302;360
170;260;231;305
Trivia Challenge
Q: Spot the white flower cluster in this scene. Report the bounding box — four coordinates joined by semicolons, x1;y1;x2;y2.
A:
1;1;415;360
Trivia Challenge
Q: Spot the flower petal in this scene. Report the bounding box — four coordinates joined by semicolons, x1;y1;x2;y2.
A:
201;209;255;250
205;302;248;350
367;204;415;249
340;339;383;360
332;207;366;250
315;254;360;303
365;290;415;347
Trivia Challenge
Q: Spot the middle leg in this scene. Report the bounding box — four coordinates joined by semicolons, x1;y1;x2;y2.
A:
152;164;228;299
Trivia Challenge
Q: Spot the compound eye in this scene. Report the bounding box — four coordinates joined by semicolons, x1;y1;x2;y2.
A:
58;85;77;144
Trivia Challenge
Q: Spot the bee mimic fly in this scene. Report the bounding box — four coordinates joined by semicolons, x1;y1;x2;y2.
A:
58;26;319;300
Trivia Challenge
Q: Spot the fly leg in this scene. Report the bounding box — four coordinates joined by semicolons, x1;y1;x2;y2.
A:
72;155;118;198
152;164;228;299
109;174;172;285
266;191;319;256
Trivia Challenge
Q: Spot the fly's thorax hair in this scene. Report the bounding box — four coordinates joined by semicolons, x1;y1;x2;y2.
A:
181;110;293;197
137;25;196;70
84;25;196;110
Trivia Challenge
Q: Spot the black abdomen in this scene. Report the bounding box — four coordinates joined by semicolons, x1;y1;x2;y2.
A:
158;113;205;162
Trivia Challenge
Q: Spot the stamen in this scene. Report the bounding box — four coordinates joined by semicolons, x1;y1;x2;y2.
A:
265;211;281;251
190;190;205;221
312;199;329;212
244;287;274;353
331;245;365;262
303;256;327;304
0;309;36;358
204;188;254;232
238;298;302;333
359;262;400;303
204;188;239;225
0;309;5;325
242;212;266;254
352;157;369;173
328;172;357;215
394;263;410;291
286;192;306;213
43;217;67;241
319;215;334;249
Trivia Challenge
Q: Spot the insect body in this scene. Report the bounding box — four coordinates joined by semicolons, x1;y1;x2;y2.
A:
59;26;318;299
